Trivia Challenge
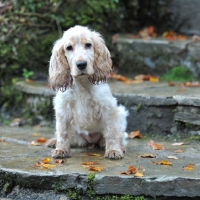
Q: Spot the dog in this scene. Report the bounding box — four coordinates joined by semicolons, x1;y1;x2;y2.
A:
46;25;128;159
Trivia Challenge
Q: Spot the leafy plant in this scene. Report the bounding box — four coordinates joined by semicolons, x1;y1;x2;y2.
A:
22;68;34;79
161;66;194;82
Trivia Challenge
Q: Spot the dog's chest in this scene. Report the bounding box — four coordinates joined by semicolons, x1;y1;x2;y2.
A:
70;91;102;132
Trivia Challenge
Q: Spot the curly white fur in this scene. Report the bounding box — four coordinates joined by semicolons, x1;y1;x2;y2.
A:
46;25;128;159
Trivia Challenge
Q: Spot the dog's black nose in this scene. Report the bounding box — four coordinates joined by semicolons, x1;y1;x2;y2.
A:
76;61;87;70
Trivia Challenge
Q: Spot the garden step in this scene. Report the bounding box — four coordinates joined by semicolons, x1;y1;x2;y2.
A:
15;80;200;135
1;126;200;199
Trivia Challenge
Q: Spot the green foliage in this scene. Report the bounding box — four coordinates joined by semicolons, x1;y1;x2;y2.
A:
87;173;96;199
161;66;194;82
22;68;34;79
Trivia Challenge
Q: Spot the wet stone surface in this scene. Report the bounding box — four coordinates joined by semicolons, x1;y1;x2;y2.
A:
1;126;200;199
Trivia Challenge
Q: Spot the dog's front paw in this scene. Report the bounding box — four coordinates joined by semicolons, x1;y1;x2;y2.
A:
45;138;57;148
104;150;124;159
52;149;71;158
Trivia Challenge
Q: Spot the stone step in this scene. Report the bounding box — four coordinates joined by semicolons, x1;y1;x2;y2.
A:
113;37;200;78
15;80;200;136
1;126;200;199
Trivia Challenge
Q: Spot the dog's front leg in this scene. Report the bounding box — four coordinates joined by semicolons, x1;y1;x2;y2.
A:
51;112;72;158
103;108;125;159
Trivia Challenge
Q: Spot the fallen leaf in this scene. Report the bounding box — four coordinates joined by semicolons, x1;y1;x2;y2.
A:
147;140;165;150
134;74;151;81
129;131;142;139
55;159;65;164
86;153;101;156
42;157;51;164
177;89;186;93
32;133;41;136
182;164;194;171
139;153;157;158
37;137;47;143
40;163;56;169
173;149;184;153
0;138;5;142
167;155;178;160
81;162;98;168
89;166;104;172
30;141;41;146
149;76;159;82
120;165;140;175
192;35;200;41
25;78;34;83
133;169;145;177
152;159;172;166
171;142;185;146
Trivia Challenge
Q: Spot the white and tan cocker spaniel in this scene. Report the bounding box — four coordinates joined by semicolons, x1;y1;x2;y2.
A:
46;25;128;159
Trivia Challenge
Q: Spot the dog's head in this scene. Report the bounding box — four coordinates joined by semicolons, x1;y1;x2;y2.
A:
49;25;112;92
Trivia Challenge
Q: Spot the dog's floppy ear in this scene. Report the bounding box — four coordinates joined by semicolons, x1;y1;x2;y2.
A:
88;31;112;84
49;39;73;92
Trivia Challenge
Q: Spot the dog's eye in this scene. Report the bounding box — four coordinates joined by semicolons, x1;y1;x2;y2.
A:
85;43;92;49
66;46;73;51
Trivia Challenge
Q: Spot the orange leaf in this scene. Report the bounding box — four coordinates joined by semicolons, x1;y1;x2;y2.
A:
89;166;104;172
120;165;140;175
147;140;164;150
182;164;194;171
173;149;184;153
149;76;159;82
134;74;150;81
55;159;65;164
37;137;47;143
140;153;157;158
152;159;172;166
81;162;97;167
86;153;101;156
129;131;142;139
42;157;51;164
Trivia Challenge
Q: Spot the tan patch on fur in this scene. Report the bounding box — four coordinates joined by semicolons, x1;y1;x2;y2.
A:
88;32;112;84
81;37;87;46
49;46;73;92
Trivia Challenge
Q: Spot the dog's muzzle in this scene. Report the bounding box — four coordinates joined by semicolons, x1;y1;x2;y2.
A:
76;61;87;70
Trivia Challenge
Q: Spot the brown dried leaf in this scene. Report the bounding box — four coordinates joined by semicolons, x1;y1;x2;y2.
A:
37;137;47;143
129;131;142;139
120;165;140;175
140;153;157;158
86;153;101;156
173;149;184;153
89;166;104;172
55;159;65;164
0;138;5;142
147;140;165;150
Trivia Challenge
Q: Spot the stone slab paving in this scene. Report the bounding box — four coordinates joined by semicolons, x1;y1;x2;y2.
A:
1;126;200;199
